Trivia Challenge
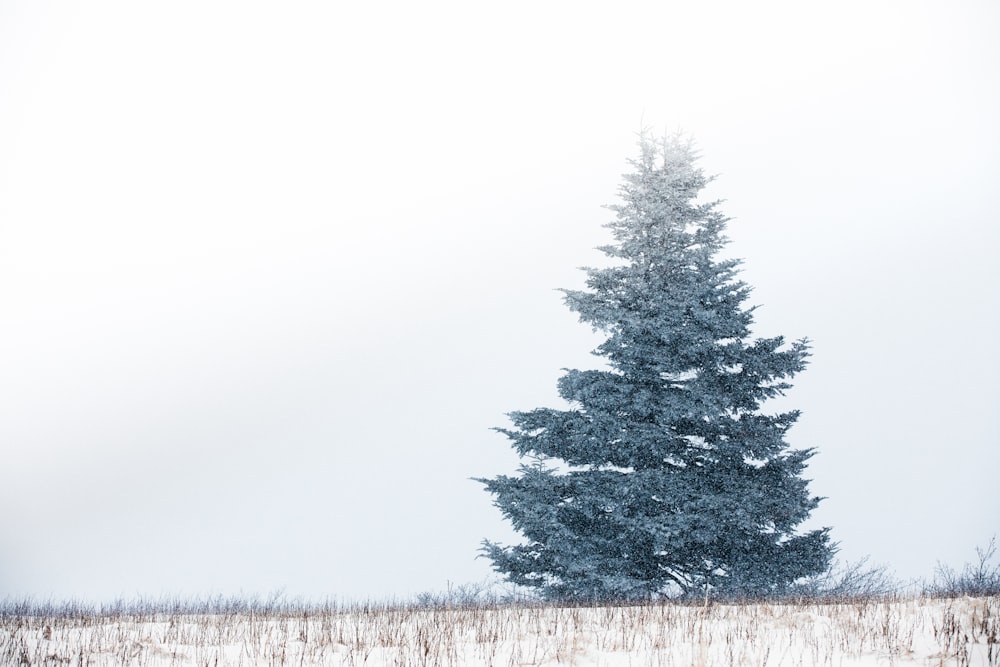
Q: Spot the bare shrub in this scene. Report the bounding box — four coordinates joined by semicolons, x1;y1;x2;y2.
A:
792;556;900;600
928;536;1000;597
413;578;539;608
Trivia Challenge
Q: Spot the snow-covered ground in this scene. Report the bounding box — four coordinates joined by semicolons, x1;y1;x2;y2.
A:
4;595;997;666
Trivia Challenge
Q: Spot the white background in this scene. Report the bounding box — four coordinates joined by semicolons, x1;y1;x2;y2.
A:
1;0;998;602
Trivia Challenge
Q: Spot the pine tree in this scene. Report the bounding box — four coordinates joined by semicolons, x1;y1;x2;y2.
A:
479;132;833;601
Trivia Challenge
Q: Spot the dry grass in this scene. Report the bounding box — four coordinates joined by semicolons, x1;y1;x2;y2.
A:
3;594;998;666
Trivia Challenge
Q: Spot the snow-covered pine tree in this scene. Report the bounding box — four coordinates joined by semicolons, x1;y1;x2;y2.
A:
479;132;833;601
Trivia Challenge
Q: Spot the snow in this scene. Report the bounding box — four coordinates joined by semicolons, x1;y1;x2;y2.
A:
5;595;996;666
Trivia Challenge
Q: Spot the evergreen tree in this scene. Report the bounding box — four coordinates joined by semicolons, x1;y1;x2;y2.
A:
479;132;833;601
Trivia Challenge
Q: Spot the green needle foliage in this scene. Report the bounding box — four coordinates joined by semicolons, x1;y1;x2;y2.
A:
479;132;833;601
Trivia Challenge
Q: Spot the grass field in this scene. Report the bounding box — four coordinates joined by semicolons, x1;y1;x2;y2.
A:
3;594;997;666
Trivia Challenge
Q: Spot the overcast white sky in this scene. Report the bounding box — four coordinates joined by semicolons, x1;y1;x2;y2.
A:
2;0;998;603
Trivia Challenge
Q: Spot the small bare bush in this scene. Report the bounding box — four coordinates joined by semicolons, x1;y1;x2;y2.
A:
928;536;1000;597
792;556;900;600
